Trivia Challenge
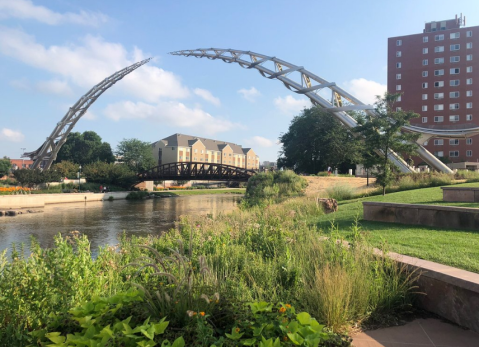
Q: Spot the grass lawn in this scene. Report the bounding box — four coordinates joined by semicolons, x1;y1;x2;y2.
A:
314;182;479;273
153;188;245;196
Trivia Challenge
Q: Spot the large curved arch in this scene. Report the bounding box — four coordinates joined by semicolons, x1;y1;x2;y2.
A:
170;48;460;174
24;58;152;170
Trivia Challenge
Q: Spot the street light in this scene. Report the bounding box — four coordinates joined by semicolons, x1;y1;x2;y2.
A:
20;148;26;168
78;165;82;192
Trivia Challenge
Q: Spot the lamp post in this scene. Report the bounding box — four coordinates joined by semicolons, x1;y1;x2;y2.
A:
78;165;82;192
20;148;26;168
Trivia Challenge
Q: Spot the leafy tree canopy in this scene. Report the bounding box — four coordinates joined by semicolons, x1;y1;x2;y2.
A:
354;92;420;195
83;162;137;189
51;160;79;178
0;157;11;177
116;138;156;173
55;131;115;165
278;107;362;174
13;169;61;188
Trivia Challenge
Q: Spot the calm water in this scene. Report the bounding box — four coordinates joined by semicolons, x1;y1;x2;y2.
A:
0;194;241;253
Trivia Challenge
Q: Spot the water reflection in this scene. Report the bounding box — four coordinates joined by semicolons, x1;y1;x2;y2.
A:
0;194;241;253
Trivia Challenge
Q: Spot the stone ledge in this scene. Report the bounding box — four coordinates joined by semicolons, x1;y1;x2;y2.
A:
441;187;479;191
441;186;479;202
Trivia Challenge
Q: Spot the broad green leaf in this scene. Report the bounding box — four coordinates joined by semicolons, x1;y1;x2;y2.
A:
296;312;312;325
46;332;66;344
153;320;169;335
171;336;185;347
241;338;256;346
287;332;304;345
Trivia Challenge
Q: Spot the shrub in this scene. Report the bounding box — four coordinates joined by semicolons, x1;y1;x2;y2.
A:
455;169;479;182
83;162;137;189
126;191;150;200
326;184;354;201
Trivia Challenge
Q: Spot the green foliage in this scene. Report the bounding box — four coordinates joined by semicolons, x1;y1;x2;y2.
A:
116;138;156;173
126;191;150;200
326;184;355;201
0;156;12;177
83;162;137;189
56;131;115;165
354;92;420;195
51;161;79;178
244;170;308;206
12;168;62;188
278;107;362;174
174;180;189;186
455;169;479;182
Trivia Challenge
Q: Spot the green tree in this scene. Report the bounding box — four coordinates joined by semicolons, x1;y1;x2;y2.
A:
12;169;61;188
0;157;11;177
116;138;156;173
83;162;137;189
51;160;79;178
55;131;115;165
278;107;362;174
354;92;420;195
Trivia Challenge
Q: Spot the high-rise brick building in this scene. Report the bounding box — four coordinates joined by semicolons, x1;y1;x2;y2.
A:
388;15;478;165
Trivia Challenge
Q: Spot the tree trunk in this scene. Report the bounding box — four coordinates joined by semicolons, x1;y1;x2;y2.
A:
366;169;369;186
383;186;386;196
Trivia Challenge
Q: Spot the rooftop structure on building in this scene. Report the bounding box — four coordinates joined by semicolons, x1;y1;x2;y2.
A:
388;14;479;164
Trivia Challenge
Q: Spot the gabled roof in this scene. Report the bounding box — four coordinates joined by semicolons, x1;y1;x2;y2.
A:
159;133;245;154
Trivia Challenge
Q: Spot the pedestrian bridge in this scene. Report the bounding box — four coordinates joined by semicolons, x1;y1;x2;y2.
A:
138;162;257;182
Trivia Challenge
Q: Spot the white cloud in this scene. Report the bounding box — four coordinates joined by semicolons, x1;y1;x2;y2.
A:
245;136;274;148
0;128;25;142
238;87;261;102
0;0;108;26
342;78;386;105
83;111;96;120
36;79;73;96
274;95;310;115
104;101;240;135
194;88;220;106
0;27;189;102
10;78;30;91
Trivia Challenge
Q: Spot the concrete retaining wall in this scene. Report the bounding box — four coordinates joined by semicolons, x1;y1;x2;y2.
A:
363;201;479;230
442;187;479;202
0;192;130;209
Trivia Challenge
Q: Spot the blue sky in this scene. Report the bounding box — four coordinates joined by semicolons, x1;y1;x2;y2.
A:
0;0;477;162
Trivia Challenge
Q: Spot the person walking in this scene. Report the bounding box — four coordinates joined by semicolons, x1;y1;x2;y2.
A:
100;185;103;193
327;166;332;176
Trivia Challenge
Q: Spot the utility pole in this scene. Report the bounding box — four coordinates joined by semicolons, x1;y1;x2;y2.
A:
20;148;26;169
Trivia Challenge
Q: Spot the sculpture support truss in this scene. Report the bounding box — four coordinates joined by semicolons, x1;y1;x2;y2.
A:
23;58;151;170
170;48;479;174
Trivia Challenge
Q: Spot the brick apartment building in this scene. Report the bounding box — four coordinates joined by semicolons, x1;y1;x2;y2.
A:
388;15;479;165
151;134;260;170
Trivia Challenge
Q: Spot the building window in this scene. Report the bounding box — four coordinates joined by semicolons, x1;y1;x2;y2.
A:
467;138;473;145
467;102;473;109
186;148;190;152
449;151;459;157
422;59;428;65
467;54;473;61
194;149;197;153
450;44;460;51
422;82;428;89
434;81;444;88
467;91;473;97
449;91;460;98
434;57;444;64
434;46;444;53
450;56;460;63
450;32;460;39
171;147;175;150
396;107;402;111
434;151;444;157
422;117;428;123
422;105;428;111
434;104;444;111
435;34;444;41
186;156;190;160
434;116;444;122
396;85;401;91
450;68;460;74
467;30;472;37
450;79;460;86
467;114;473;121
396;62;402;68
397;95;402;101
422;94;428;100
423;47;428;54
449;103;460;110
434;92;444;99
396;39;402;46
422;71;428;77
434;69;444;76
467;66;473;73
396;74;401;80
466;78;473;85
467;42;473;49
423;36;429;42
467;150;473;157
396;51;402;57
449;115;459;122
434;139;444;145
201;150;204;154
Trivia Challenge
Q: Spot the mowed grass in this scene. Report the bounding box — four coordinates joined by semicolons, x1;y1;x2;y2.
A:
314;182;479;273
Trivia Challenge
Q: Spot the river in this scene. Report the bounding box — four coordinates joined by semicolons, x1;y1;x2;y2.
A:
0;194;241;254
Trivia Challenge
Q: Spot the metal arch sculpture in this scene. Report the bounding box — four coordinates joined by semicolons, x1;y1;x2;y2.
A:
138;162;256;181
169;48;472;174
24;58;152;170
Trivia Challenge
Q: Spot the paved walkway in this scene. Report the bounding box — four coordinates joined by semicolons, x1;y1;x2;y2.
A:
352;318;479;347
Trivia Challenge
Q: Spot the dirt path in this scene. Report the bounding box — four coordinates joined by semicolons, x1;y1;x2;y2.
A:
304;176;376;196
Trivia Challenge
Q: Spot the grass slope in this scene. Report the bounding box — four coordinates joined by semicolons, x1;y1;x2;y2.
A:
315;182;479;273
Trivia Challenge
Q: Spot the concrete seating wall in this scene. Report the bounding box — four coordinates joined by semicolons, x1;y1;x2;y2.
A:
442;187;479;202
363;201;479;230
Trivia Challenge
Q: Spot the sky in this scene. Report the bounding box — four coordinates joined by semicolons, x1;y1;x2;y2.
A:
0;0;477;162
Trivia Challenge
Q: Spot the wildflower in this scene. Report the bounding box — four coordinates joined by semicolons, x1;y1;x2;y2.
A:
186;310;195;317
283;336;288;341
193;312;197;316
200;312;205;316
235;327;240;333
285;304;292;308
279;307;286;313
